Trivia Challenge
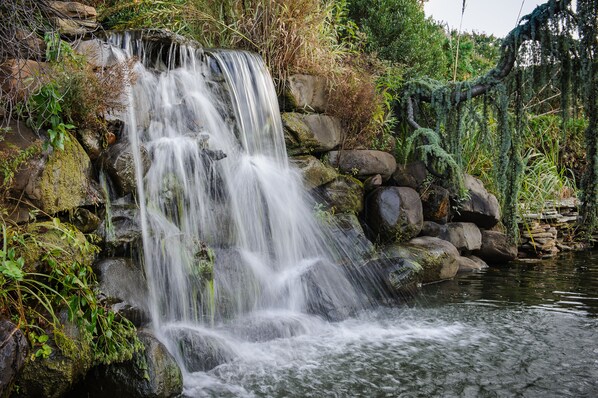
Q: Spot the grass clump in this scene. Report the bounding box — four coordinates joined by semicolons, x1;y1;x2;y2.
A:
0;218;142;365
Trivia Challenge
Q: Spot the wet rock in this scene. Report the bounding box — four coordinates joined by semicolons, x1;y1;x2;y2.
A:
421;221;482;252
364;187;423;243
213;249;261;319
352;257;423;299
282;113;343;154
384;236;460;283
69;207;101;233
291;155;338;189
94;258;150;327
390;161;428;189
453;174;501;228
420;184;450;224
326;213;376;266
78;128;103;160
73;330;182;398
15;313;93;398
0;320;28;397
328;150;396;180
301;261;359;321
474;230;518;264
74;39;120;68
101;140;150;196
363;174;383;192
165;326;236;372
456;255;485;272
98;202;143;255
319;175;364;214
281;74;328;113
0;59;49;100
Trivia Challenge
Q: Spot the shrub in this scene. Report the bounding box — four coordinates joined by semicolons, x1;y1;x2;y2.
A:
347;0;448;80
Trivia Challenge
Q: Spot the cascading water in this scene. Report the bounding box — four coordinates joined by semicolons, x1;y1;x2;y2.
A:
109;32;372;392
99;33;598;398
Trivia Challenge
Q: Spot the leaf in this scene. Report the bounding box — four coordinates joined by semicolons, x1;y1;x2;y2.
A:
1;261;25;281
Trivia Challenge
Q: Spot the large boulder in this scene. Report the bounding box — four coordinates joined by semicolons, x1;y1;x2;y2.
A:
421;221;482;252
326;213;376;266
383;236;460;283
101;140;150;196
420;184;450;224
456;255;487;272
0;320;28;397
282;113;343;154
33;135;102;214
281;74;328;113
74;330;183;398
97;201;143;255
474;230;518;264
18;221;95;274
328;150;396;180
1;123;102;216
14;314;93;398
349;257;423;299
318;175;364;214
453;174;501;228
291;155;338;189
0;59;49;101
94;258;150;327
364;187;423;243
74;39;120;68
165;326;236;372
390;161;428;189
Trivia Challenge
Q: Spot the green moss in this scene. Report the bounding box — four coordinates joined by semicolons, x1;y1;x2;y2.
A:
38;133;92;215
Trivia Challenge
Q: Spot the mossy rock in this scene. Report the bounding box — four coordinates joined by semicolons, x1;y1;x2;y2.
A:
70;330;183;398
13;318;93;398
26;133;102;215
17;220;95;274
383;236;459;284
319;175;364;214
291;155;338;189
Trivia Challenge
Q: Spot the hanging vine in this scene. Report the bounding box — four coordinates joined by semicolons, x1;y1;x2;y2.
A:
400;0;598;241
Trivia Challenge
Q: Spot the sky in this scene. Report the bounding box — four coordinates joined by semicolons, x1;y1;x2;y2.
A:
424;0;545;37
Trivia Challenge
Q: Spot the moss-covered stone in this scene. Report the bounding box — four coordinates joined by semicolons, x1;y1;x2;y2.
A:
25;133;102;215
14;317;93;398
383;236;459;283
18;220;95;274
291;155;338;189
319;175;364;214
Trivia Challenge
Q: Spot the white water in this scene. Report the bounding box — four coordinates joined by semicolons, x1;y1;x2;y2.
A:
109;33;374;391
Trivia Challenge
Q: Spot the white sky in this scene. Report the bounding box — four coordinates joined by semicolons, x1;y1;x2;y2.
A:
424;0;546;37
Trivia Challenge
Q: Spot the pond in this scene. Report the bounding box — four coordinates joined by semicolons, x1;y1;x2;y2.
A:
185;251;598;397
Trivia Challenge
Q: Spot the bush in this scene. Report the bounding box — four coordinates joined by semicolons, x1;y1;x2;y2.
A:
347;0;448;80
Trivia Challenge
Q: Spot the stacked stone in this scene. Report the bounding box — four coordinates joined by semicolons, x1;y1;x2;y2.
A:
518;198;580;257
49;1;99;36
519;222;559;258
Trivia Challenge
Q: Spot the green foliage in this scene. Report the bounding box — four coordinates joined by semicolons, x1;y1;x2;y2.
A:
0;219;141;365
346;0;448;79
443;31;501;81
26;81;75;151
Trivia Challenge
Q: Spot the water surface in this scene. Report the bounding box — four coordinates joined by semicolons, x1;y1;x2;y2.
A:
186;251;598;397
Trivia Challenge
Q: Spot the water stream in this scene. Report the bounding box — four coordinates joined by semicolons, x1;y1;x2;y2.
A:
110;34;598;397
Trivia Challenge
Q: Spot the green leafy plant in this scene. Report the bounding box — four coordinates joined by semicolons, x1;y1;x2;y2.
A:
0;219;141;365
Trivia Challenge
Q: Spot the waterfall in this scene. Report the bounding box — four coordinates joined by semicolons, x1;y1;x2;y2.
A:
108;32;375;387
